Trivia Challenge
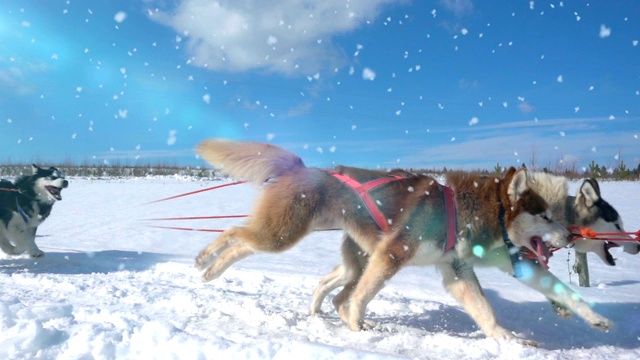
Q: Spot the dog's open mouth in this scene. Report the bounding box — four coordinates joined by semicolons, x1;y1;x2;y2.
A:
45;186;63;200
530;236;553;269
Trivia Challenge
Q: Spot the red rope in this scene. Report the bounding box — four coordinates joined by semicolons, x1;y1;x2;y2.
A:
568;226;640;242
142;180;246;205
142;215;248;221
145;225;224;232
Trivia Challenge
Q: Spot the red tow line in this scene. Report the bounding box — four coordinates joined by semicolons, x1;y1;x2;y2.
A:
142;180;248;232
142;180;245;205
567;226;640;242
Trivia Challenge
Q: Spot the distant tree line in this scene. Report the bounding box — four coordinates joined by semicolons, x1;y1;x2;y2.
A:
0;162;219;179
391;158;640;181
1;158;638;181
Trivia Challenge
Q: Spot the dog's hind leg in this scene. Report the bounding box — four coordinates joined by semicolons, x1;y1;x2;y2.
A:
341;239;405;331
310;235;368;315
310;264;348;314
0;222;43;257
0;233;20;255
195;227;240;271
439;259;537;346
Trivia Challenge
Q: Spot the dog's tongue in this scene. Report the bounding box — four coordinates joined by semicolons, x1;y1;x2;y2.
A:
46;186;62;200
531;236;552;269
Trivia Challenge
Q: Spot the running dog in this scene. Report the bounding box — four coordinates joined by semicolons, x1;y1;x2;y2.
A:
0;165;69;257
193;139;600;345
311;168;629;327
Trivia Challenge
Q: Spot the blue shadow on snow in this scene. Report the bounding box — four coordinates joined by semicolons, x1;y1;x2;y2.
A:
0;250;174;275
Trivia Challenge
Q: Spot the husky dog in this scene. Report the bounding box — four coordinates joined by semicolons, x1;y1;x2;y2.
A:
527;172;639;262
193;139;594;345
309;167;616;339
0;165;69;257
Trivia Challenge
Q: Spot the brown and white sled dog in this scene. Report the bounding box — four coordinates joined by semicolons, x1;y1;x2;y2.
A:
194;139;601;345
311;168;626;329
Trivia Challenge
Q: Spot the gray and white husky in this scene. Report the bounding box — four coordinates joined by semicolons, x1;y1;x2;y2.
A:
0;165;69;257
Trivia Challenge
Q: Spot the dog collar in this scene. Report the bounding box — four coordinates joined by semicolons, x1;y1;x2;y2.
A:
498;205;524;278
16;199;30;224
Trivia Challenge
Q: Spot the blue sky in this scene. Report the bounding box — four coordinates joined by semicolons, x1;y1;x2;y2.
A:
1;1;638;171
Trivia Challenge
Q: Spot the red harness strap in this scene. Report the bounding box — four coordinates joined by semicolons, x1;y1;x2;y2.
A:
329;172;457;252
442;186;457;252
329;172;403;232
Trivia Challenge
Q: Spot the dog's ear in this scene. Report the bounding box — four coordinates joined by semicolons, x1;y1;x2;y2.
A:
587;178;601;196
577;179;601;207
507;167;529;203
503;166;517;180
31;164;40;174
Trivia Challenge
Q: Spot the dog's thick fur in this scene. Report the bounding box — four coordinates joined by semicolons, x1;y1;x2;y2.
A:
310;168;619;336
194;139;587;345
0;165;68;257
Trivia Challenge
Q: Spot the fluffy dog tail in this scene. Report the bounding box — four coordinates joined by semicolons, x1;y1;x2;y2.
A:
195;138;306;183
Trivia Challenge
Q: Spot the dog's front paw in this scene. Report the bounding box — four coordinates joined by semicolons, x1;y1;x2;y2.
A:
592;317;613;331
360;319;376;330
517;338;540;347
29;249;45;258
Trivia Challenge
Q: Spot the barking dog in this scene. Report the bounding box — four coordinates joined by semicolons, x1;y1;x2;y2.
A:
194;139;591;345
0;165;69;257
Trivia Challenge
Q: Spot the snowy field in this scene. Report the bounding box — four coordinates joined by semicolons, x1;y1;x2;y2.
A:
1;176;639;359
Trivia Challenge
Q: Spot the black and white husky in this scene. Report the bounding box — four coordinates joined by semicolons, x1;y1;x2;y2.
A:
526;172;639;263
0;165;69;257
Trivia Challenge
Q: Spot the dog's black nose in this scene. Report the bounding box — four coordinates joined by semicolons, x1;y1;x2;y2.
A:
62;180;69;188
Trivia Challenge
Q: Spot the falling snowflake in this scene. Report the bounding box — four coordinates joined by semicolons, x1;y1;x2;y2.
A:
167;130;177;145
599;24;611;38
362;68;376;81
114;11;127;23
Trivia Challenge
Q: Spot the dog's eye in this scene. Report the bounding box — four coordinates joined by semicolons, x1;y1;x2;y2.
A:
539;214;552;222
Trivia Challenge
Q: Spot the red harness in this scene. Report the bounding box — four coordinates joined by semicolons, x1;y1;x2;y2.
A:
329;172;458;252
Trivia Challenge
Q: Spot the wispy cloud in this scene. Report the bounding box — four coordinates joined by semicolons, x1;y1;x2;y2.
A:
399;120;640;170
149;0;396;77
438;0;474;17
0;67;33;95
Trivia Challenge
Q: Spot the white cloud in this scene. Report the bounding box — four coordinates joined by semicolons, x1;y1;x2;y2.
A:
150;0;394;76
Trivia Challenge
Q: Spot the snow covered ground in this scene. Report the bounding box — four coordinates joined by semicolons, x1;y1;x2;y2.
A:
1;176;639;359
